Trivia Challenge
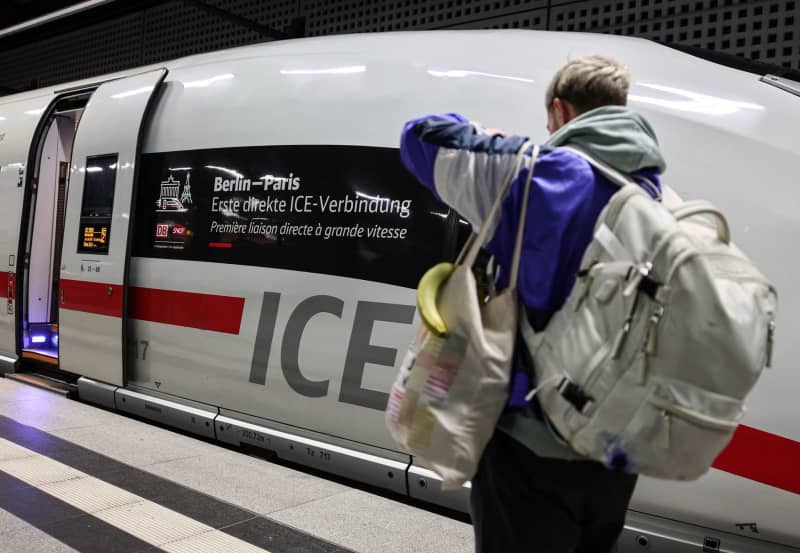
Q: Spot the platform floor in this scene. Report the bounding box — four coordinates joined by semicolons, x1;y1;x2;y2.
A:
0;377;473;553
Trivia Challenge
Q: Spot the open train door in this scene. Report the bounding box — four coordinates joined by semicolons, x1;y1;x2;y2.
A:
0;94;54;373
58;69;167;386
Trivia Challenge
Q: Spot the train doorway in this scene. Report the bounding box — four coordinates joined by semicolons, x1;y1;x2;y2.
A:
17;92;92;371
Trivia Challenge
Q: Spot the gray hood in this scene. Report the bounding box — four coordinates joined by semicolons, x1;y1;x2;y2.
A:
545;105;667;174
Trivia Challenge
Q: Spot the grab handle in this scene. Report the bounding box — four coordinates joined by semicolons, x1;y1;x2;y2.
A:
671;200;730;244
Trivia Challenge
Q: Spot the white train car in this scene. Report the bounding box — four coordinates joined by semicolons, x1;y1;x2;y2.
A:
0;30;798;552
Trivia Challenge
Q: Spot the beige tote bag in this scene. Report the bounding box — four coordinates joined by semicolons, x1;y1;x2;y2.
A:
386;143;540;490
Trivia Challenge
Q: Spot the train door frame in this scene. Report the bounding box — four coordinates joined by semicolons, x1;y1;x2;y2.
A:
16;90;94;373
57;68;167;387
0;93;59;374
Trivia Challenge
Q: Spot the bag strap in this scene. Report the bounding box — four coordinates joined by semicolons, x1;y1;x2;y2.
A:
457;140;533;266
458;141;541;290
509;145;540;289
559;145;635;189
560;145;664;202
671;200;731;244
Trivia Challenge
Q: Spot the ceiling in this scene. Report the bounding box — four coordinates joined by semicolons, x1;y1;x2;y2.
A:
5;0;89;27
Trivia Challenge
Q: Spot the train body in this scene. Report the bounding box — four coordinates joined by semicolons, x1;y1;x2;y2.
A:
1;30;798;552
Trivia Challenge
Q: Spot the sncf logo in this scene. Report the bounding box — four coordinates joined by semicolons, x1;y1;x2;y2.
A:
155;223;169;238
172;224;187;236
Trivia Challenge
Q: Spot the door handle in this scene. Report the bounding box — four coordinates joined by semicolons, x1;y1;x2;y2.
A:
60;288;65;304
7;273;15;301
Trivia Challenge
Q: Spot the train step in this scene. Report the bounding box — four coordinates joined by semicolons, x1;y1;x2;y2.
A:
3;372;76;397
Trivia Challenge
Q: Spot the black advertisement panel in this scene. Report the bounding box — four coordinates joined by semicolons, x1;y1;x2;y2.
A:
133;145;451;288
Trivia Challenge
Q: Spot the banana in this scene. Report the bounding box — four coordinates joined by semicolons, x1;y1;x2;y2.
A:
416;262;456;337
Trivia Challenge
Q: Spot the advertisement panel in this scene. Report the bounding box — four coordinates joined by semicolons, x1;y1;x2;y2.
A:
134;145;451;288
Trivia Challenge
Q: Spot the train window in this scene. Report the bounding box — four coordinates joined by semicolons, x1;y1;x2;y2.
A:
77;154;117;254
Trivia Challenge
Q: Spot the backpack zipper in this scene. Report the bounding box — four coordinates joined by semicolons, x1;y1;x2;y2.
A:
645;304;665;355
649;396;740;431
659;410;671;449
766;318;776;368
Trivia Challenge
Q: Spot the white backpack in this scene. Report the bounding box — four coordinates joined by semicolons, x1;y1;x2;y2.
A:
523;147;778;480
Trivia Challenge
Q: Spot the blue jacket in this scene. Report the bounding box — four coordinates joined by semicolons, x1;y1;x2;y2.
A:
400;112;662;411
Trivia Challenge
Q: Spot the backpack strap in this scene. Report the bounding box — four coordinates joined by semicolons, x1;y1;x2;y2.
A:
559;145;635;187
671;200;731;244
560;145;662;201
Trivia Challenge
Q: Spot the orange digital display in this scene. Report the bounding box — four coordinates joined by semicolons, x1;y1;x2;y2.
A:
78;221;110;254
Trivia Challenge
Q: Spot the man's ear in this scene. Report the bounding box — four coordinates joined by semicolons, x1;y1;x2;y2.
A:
557;98;578;125
552;97;567;128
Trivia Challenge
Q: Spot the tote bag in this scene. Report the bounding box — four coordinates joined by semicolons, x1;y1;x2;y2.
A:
386;142;540;489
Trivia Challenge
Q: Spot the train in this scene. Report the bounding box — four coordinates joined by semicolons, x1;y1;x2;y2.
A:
1;29;798;552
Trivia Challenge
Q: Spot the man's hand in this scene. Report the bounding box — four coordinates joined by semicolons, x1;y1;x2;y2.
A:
484;127;508;137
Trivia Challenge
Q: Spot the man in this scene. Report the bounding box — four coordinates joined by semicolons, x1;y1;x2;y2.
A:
399;55;667;553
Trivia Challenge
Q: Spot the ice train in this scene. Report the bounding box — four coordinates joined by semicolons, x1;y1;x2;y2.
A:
0;30;798;553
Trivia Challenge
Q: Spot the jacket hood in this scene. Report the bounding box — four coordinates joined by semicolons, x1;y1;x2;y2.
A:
545;106;667;174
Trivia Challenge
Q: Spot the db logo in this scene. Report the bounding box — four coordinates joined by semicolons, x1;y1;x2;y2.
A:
172;224;186;236
155;223;169;238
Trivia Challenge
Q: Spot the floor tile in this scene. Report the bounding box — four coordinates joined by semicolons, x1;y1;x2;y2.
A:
143;451;349;515
270;490;473;553
223;515;354;553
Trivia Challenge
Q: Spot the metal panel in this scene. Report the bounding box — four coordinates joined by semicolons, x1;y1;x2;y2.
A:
618;510;800;553
58;68;166;386
216;413;408;496
447;10;548;31
302;0;549;35
126;258;426;455
115;387;217;439
77;376;118;410
0;354;17;375
549;0;800;70
762;74;800;97
0;93;52;360
140;2;283;65
407;464;469;513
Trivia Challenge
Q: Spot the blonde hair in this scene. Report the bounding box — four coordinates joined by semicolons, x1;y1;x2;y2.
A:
545;55;630;114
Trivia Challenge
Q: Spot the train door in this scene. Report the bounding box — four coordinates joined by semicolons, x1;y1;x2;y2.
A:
58;69;166;386
0;93;54;373
17;92;92;370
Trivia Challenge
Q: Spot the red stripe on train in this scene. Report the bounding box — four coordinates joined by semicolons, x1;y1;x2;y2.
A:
129;287;244;334
43;278;800;495
58;281;244;334
60;279;123;317
713;424;800;495
0;271;7;299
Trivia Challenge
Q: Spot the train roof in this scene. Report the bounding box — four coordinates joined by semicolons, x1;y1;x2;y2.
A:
1;29;797;105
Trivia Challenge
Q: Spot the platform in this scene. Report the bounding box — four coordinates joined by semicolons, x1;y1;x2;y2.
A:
0;377;472;553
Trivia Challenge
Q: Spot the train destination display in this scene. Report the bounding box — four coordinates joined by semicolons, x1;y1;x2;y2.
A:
78;221;110;254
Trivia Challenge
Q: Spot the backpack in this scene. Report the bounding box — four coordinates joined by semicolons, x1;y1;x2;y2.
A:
521;147;778;480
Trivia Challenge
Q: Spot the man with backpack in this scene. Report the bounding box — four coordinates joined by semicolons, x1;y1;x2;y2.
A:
399;55;667;553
